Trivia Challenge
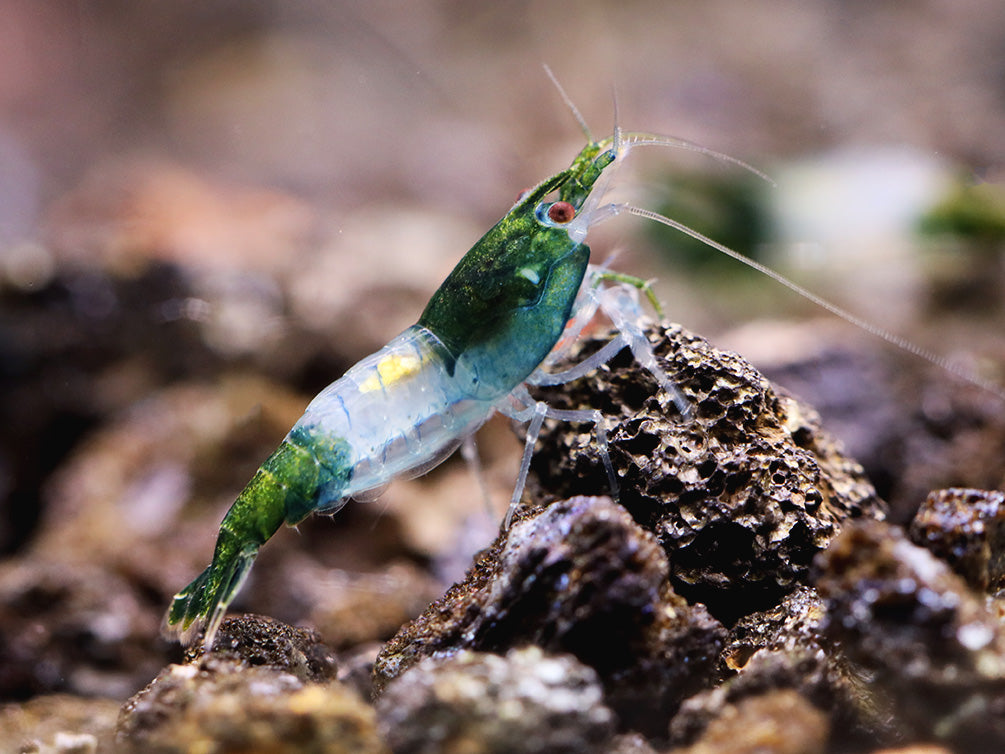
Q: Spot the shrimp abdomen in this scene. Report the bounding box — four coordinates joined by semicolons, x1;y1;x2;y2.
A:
295;326;494;502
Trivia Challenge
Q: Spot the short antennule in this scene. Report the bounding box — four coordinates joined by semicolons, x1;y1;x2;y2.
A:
611;87;622;157
543;64;593;143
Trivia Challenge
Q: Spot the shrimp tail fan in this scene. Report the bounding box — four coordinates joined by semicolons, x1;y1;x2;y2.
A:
163;546;259;650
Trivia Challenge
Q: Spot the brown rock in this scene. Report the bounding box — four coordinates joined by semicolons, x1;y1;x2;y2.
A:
116;656;384;754
721;319;1005;524
0;694;121;754
670;585;891;747
678;689;828;754
528;324;885;622
909;487;1005;593
374;496;726;735
719;586;827;674
711;586;886;737
814;519;1005;746
376;647;615;754
186;613;339;683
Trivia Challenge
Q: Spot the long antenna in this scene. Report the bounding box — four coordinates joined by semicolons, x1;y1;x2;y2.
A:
615;132;775;185
615;203;1005;402
541;72;1002;402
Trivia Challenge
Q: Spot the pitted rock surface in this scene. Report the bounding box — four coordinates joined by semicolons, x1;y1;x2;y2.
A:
527;324;885;622
376;647;615;754
909;487;1005;594
814;518;1005;746
373;496;725;735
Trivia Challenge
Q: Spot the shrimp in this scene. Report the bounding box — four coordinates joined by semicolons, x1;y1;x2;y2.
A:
164;123;711;649
164;102;1005;649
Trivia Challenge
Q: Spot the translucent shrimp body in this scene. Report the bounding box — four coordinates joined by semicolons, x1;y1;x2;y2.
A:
164;132;684;649
287;327;490;519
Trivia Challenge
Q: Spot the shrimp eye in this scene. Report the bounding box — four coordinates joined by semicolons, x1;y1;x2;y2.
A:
547;201;576;224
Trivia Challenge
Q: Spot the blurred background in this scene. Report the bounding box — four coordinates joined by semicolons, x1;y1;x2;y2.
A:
0;0;1004;704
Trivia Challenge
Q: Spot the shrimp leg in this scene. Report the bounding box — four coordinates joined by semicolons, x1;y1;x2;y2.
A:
591;279;691;418
500;386;614;529
505;273;692;526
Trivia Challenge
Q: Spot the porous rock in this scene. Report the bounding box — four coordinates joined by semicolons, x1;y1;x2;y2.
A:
117;613;380;753
720;319;1005;524
376;647;615;754
528;324;884;622
0;693;121;754
669;587;889;746
373;495;726;735
719;585;827;675
116;657;383;754
909;487;1005;593
676;689;828;754
669;651;849;750
719;586;885;735
185;613;339;683
814;518;1005;746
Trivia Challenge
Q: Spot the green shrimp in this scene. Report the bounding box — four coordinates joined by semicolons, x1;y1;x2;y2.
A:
165;122;716;648
164;98;1004;649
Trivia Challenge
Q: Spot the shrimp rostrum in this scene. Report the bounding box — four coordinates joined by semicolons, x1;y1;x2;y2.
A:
165;128;721;649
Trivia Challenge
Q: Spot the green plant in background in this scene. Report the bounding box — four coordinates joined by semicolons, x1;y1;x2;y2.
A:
918;177;1005;313
646;171;772;276
919;179;1005;245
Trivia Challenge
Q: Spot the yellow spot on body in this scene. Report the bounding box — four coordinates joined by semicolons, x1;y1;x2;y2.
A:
359;353;422;393
518;267;540;285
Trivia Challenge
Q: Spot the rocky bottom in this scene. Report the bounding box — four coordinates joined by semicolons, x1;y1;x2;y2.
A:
5;324;1005;754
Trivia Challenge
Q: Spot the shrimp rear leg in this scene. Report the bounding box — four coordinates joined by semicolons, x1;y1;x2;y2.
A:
500;387;616;529
460;434;495;518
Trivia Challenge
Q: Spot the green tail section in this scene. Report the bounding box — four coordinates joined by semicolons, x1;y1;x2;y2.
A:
162;442;303;649
165;546;259;649
163;430;353;648
162;461;284;648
